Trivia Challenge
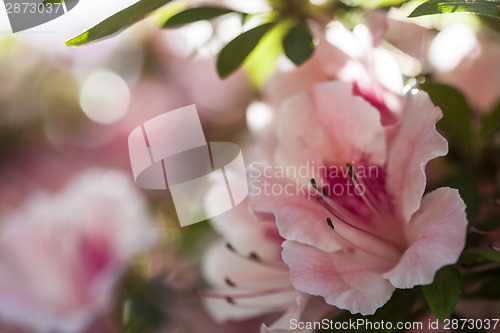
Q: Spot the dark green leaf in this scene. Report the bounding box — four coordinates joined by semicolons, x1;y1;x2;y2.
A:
420;82;474;155
42;0;65;4
423;266;462;323
217;22;274;78
437;174;479;222
409;0;500;18
460;248;500;264
482;100;500;138
163;6;236;27
283;22;315;65
66;0;172;46
317;289;420;332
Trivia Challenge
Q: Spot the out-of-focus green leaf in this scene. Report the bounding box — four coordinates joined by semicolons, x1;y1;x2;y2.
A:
163;6;236;27
42;0;65;4
423;265;462;323
317;289;420;332
351;0;409;9
409;0;500;18
463;267;500;299
283;22;315;66
460;248;500;264
438;174;479;222
66;0;172;46
482;100;500;138
420;82;474;155
245;21;290;88
217;22;274;78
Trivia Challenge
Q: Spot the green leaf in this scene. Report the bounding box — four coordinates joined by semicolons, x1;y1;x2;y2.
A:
244;21;290;88
420;82;474;155
217;22;274;78
460;248;500;264
351;0;410;9
163;6;236;27
409;0;500;18
482;100;500;138
66;0;172;46
438;174;479;222
42;0;65;4
283;22;315;66
423;265;462;323
317;289;420;332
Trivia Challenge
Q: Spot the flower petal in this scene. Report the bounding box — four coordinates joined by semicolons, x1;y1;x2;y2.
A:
386;90;448;222
249;174;341;253
275;81;386;170
282;241;395;315
382;187;467;288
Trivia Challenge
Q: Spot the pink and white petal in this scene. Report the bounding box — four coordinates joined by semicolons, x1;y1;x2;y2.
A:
275;81;387;170
249;174;341;253
260;293;310;333
203;242;292;291
282;241;395;315
386;90;448;222
382;187;467;289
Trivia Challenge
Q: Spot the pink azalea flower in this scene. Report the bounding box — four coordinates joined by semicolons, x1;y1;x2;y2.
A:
201;180;331;332
250;81;468;315
0;169;156;332
265;21;404;127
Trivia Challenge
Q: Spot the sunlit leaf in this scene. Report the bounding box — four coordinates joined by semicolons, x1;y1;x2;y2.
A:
244;21;290;88
163;6;236;27
423;265;462;323
409;0;500;18
217;22;274;78
283;22;315;66
66;0;173;46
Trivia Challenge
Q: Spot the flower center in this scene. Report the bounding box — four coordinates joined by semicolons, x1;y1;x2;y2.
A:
310;163;405;261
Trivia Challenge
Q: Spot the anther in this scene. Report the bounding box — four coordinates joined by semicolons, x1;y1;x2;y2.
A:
225;277;237;287
488;244;500;252
249;252;261;262
326;217;335;231
226;242;236;252
311;178;318;191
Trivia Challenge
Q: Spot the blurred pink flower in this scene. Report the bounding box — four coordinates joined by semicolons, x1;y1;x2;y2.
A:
201;181;330;332
265;21;404;126
0;168;156;333
250;81;468;315
428;24;500;114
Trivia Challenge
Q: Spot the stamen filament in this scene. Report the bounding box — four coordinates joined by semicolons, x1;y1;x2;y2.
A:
472;227;500;237
195;286;295;300
225;243;287;270
324;217;396;262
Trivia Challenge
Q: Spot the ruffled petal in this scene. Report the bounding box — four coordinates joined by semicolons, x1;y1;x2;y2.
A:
382;187;467;288
386;90;448;222
282;241;394;315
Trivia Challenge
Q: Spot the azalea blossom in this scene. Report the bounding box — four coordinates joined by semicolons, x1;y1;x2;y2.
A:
201;179;330;332
0;168;156;332
265;20;404;126
250;81;468;315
